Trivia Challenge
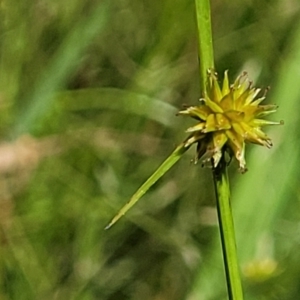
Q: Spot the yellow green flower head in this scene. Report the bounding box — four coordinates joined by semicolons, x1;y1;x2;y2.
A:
178;70;283;173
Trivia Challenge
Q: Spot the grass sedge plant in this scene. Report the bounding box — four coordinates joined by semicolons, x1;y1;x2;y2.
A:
106;1;282;299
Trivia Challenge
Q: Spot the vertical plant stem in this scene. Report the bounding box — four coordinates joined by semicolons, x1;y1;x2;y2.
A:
213;155;244;300
194;1;244;299
194;0;214;92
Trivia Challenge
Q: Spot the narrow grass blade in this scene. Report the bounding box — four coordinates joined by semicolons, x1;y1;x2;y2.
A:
13;1;109;136
105;143;190;229
61;88;178;128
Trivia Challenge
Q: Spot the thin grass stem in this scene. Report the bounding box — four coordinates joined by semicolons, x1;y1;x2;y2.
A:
213;155;244;300
194;1;244;299
194;0;214;92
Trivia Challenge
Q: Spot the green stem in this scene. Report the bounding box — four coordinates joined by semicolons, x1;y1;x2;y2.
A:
194;1;244;299
212;155;244;300
194;0;214;92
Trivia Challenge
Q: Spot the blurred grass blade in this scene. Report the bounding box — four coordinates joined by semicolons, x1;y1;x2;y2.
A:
13;1;109;136
61;88;178;127
105;143;190;229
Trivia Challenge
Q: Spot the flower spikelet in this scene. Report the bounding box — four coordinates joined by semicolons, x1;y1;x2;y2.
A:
178;70;283;172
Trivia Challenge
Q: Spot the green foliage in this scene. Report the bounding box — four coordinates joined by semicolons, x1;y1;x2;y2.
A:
0;0;299;299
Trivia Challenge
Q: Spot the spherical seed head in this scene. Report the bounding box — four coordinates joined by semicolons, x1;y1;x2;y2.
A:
178;70;282;172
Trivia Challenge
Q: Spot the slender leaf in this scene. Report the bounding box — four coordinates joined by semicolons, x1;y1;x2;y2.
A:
105;143;190;229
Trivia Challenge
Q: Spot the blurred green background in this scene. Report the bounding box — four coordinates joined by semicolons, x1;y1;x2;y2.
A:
0;0;299;299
